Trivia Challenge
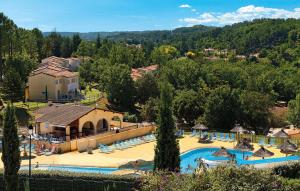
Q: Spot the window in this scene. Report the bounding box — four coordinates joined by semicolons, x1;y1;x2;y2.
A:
55;80;59;85
59;79;62;84
71;78;75;83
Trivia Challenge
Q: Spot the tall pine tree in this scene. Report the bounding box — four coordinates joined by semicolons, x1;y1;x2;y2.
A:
154;81;180;172
1;103;21;191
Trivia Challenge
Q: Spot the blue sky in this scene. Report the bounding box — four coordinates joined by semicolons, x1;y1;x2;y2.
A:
1;0;300;32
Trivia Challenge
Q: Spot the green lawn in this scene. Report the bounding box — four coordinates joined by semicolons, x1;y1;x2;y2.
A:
80;88;102;106
13;102;47;110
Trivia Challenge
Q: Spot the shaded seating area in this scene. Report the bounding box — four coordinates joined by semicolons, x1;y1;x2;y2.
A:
235;138;254;159
213;147;234;158
253;146;274;159
198;134;212;143
279;140;298;157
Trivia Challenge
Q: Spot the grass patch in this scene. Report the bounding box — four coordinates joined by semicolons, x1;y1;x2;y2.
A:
14;102;47;111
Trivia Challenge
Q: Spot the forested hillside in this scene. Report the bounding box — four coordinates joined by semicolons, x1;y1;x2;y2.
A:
1;12;300;133
52;19;300;55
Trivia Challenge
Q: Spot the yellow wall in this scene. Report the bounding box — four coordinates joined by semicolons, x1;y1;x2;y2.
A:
27;73;79;101
28;73;56;101
290;134;300;139
76;125;155;152
78;109;124;134
36;108;123;138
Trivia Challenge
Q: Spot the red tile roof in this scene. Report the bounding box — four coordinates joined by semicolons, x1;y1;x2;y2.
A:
30;65;77;78
36;104;94;126
131;65;158;80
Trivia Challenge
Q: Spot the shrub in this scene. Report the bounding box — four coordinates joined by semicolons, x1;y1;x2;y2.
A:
141;165;294;191
272;161;300;179
0;169;140;191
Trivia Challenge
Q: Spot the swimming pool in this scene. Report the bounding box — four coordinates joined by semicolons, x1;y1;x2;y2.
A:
180;147;300;172
20;147;300;174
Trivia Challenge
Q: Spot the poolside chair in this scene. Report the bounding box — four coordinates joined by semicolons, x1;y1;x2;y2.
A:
258;138;266;146
211;133;217;140
270;138;276;148
45;146;56;156
224;134;230;142
190;130;197;137
219;133;225;141
229;134;235;142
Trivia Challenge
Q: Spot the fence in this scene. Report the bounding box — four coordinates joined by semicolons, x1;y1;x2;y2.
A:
206;132;300;147
0;177;136;191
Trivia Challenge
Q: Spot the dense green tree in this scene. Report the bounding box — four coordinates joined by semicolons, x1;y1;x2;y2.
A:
288;94;300;128
135;73;159;104
61;37;73;57
140;97;159;122
32;28;44;60
72;33;82;52
154;81;180;172
238;91;273;133
79;61;95;86
100;64;136;109
1;66;25;102
151;45;179;65
108;44;133;66
130;46;147;68
96;34;101;49
204;85;239;130
96;39;113;58
75;41;95;59
1;103;21;191
163;58;203;91
173;90;205;125
45;32;62;57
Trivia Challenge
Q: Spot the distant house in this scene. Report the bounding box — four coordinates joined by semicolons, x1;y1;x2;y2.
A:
126;43;142;49
131;65;158;81
26;65;79;101
41;56;82;71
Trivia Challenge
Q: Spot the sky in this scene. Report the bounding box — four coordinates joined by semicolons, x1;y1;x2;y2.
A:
1;0;300;32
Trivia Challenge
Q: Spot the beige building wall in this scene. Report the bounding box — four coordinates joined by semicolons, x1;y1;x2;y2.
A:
78;109;124;134
36;122;54;134
28;74;57;101
28;73;79;101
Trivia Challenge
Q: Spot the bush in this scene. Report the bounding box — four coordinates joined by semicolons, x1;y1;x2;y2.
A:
272;161;300;179
0;170;139;191
141;165;295;191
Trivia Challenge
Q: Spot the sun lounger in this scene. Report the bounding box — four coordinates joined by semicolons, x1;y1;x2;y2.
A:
190;130;197;137
259;139;266;146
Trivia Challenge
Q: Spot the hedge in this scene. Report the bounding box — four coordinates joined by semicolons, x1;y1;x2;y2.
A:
272;161;300;179
0;170;140;191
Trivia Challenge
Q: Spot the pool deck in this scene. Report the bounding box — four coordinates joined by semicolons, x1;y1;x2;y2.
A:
0;135;294;169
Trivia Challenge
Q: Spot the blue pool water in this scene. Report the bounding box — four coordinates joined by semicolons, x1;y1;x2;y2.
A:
21;165;118;174
21;148;300;174
180;148;300;172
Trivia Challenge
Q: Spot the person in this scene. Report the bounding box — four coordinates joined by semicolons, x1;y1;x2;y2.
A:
35;162;39;168
245;156;249;160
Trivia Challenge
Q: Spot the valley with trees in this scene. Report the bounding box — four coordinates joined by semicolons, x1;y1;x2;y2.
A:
1;10;300;190
1;12;300;133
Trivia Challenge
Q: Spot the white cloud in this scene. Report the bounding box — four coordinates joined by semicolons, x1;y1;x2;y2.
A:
191;9;197;12
179;5;300;26
179;4;191;8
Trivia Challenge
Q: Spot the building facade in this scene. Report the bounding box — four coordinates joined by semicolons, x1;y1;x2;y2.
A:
34;104;124;141
27;65;79;101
